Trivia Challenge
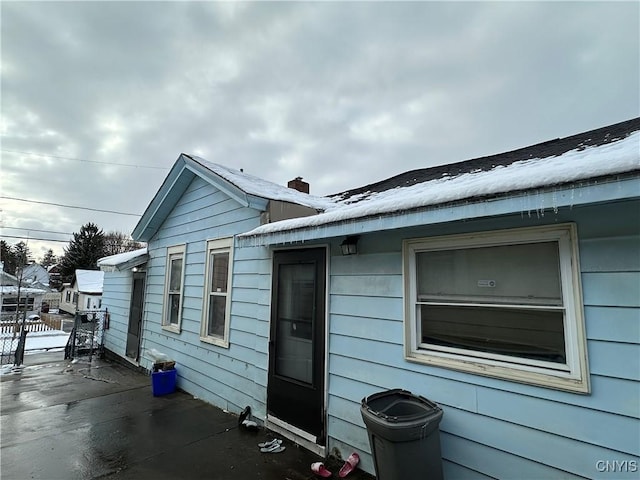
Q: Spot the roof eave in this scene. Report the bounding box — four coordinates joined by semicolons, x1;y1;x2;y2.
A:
237;173;640;247
132;155;195;242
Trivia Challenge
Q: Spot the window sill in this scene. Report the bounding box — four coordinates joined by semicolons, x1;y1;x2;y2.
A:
200;335;229;349
405;349;590;394
162;324;181;334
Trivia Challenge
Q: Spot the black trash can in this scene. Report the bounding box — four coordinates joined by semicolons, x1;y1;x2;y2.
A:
361;389;443;480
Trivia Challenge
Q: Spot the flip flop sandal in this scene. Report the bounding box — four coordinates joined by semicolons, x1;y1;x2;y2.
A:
260;443;286;453
241;419;259;431
238;406;251;425
338;452;360;477
258;438;283;448
311;462;332;478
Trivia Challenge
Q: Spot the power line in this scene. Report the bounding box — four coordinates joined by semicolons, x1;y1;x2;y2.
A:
0;196;141;216
1;149;169;170
1;234;70;243
1;226;73;235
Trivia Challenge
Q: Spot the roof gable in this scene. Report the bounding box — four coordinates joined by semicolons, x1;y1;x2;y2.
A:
0;269;19;287
132;154;330;242
21;264;50;285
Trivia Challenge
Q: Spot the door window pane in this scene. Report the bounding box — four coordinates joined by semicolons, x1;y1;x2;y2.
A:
275;263;315;384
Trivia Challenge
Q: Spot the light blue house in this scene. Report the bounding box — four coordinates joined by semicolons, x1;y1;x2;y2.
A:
98;248;149;362
102;118;639;478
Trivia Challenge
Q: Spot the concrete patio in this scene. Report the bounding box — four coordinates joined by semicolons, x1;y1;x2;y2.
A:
0;352;374;480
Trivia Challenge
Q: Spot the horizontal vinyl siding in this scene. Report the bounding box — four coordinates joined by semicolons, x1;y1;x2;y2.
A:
139;176;270;418
101;271;131;357
326;217;640;478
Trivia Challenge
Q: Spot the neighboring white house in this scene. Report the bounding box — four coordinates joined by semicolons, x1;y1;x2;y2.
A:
0;286;47;317
20;263;50;287
59;270;105;314
0;265;46;316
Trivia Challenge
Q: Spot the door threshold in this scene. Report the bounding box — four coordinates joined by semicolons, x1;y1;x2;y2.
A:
122;355;140;367
266;415;326;458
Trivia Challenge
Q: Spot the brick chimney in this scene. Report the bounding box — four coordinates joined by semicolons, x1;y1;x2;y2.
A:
287;177;309;194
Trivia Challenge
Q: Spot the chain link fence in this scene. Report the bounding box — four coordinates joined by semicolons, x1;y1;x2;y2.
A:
1;310;72;366
0;312;22;366
65;310;106;360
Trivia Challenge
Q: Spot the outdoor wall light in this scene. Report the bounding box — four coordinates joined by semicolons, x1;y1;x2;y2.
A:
340;236;360;255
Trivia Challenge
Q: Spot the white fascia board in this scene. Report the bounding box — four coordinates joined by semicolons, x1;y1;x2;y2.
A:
132;160;195;241
246;194;269;210
184;159;269;210
183;160;250;207
115;254;150;272
237;175;639;247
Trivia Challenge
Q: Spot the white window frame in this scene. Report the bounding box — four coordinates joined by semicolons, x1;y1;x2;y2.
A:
162;244;186;333
403;224;590;393
200;237;233;348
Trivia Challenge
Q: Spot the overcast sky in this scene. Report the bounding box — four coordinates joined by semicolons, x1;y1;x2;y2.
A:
1;1;638;261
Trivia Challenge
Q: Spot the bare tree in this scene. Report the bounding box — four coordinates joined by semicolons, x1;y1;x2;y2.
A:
103;231;145;257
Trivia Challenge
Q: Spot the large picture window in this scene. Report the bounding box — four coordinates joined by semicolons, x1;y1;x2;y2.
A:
200;238;233;347
1;297;35;312
163;244;185;332
403;224;589;393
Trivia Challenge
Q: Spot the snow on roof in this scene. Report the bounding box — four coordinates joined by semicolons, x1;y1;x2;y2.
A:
0;286;47;296
97;247;148;268
75;269;104;293
0;269;19;286
241;129;640;237
190;156;335;211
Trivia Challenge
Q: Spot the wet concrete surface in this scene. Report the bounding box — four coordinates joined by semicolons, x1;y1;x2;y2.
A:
1;353;374;480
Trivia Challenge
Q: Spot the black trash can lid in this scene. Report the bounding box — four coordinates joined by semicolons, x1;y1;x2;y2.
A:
362;388;442;423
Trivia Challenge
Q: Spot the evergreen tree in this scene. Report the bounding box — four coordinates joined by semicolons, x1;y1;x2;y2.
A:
60;222;106;282
12;242;32;271
0;240;17;274
40;249;58;268
1;241;34;275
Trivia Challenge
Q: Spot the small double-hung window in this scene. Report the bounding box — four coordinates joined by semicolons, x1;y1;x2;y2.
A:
403;224;589;393
200;238;233;347
163;245;186;332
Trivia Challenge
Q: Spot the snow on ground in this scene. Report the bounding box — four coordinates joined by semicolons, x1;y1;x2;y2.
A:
1;329;70;355
24;330;70;352
0;330;70;375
